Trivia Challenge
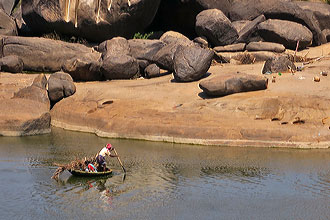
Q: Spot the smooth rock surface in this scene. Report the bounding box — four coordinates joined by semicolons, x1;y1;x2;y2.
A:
2;36;101;72
246;42;286;53
173;45;214;82
195;9;238;46
258;19;313;50
199;72;268;97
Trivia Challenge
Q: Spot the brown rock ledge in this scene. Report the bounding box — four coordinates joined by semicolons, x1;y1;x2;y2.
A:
50;45;330;148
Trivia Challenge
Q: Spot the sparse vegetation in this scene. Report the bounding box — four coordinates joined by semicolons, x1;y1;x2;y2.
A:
133;32;154;39
42;31;88;45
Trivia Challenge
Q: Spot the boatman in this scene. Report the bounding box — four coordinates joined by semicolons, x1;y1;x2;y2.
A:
96;143;118;171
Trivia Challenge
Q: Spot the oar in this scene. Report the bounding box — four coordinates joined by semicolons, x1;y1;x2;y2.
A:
113;148;126;173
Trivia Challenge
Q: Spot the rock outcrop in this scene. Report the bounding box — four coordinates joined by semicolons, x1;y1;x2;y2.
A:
229;0;326;46
22;0;161;42
0;74;51;136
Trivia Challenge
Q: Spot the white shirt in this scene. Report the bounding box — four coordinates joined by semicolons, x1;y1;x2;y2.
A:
98;147;110;157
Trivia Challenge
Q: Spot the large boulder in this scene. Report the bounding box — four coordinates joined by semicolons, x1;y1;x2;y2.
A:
229;0;326;46
148;0;231;38
2;36;101;72
101;54;139;80
258;19;313;50
152;31;195;72
0;8;17;36
48;72;76;104
199;73;268;97
0;0;18;15
21;0;161;42
0;55;24;73
62;58;103;81
13;74;50;108
295;1;330;31
236;14;266;43
173;45;214;82
262;56;296;74
98;37;131;60
0;74;51;136
195;9;238;46
159;31;193;46
128;39;165;62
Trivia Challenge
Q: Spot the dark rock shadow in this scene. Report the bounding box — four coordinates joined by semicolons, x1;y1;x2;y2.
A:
170;72;211;83
198;91;218;100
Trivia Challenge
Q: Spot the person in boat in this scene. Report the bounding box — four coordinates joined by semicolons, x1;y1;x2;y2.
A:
96;143;118;171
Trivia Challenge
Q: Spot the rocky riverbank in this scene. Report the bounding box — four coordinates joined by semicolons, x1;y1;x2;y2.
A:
0;0;330;148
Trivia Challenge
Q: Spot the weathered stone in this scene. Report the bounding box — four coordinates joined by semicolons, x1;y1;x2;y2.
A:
195;9;238;46
246;42;286;53
0;0;17;15
13;85;50;108
262;56;296;74
32;74;48;90
48;72;76;103
236;15;266;43
199;73;268;97
152;43;181;72
296;1;330;31
160;31;193;46
2;36;101;72
214;43;246;52
98;37;131;60
144;64;161;78
0;98;51;136
232;20;251;33
229;0;326;46
128;39;165;62
217;51;283;63
173;45;214;82
193;36;209;48
62;58;103;81
0;74;51;136
258;19;313;50
101;55;139;80
0;55;23;73
22;0;161;42
0;8;17;36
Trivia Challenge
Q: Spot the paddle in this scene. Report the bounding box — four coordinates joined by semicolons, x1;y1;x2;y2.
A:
113;148;126;173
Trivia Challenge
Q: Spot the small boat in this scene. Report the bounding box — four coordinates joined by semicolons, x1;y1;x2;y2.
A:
69;169;113;177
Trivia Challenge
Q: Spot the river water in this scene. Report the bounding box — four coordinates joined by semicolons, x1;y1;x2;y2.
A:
0;128;329;220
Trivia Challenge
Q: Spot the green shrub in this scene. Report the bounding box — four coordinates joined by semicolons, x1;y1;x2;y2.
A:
133;32;154;39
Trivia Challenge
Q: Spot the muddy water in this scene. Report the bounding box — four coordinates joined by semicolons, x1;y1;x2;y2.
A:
0;128;329;219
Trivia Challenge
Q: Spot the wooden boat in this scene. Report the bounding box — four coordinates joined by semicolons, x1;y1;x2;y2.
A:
69;169;113;177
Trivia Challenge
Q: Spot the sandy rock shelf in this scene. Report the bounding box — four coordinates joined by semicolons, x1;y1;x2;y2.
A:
50;56;330;148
